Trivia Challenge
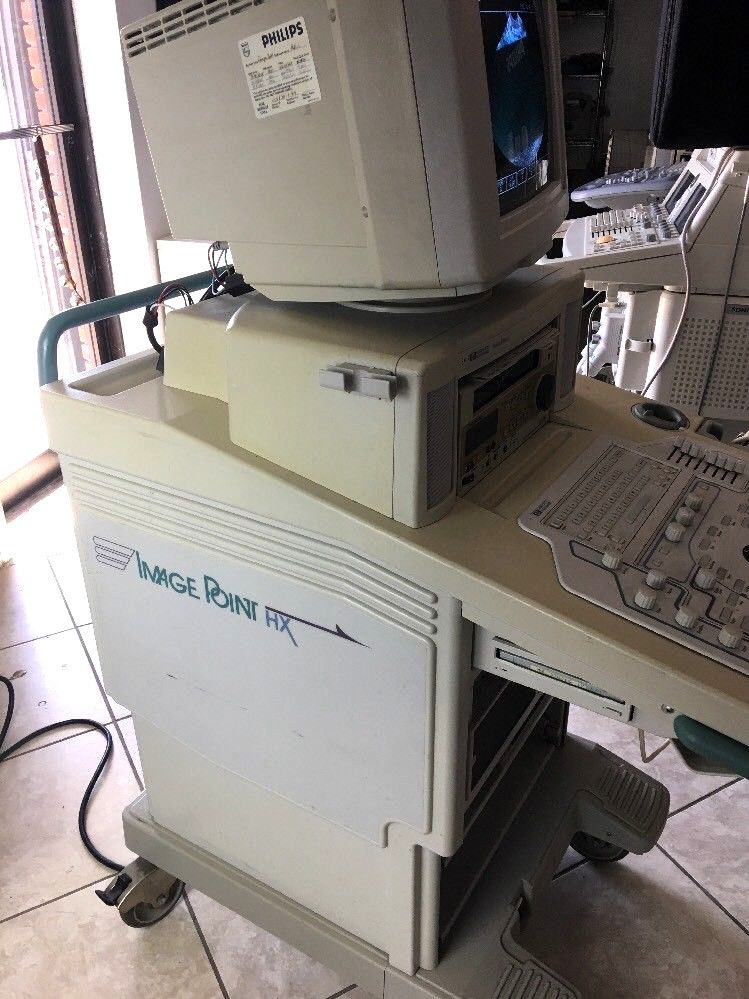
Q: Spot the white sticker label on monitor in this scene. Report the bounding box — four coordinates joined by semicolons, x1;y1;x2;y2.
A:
238;17;321;120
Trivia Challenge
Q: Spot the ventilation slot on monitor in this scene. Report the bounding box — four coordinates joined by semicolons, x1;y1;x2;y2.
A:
426;381;455;509
122;0;257;58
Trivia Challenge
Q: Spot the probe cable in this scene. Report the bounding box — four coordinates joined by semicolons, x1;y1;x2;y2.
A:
641;148;734;398
0;674;124;872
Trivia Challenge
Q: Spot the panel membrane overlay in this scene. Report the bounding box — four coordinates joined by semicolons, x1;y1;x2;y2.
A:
587;201;679;253
519;435;749;677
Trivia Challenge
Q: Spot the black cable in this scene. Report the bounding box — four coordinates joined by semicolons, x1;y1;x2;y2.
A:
0;674;124;872
143;308;163;355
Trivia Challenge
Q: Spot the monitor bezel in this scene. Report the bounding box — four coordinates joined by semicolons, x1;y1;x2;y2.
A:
403;0;567;287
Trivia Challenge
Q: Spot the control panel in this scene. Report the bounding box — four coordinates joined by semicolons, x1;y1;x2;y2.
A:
458;327;558;495
519;435;749;677
587;201;679;254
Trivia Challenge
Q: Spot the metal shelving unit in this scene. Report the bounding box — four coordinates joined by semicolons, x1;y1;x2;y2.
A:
557;1;614;189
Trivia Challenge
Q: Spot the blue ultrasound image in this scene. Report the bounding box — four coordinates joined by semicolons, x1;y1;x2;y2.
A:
480;2;550;213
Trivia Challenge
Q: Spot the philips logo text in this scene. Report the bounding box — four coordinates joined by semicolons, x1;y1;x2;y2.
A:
262;20;304;48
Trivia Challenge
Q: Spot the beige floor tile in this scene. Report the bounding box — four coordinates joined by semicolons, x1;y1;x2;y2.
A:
79;623;130;719
659;780;748;928
518;845;749;999
0;629;113;754
568;705;733;812
0;725;140;920
49;548;91;625
0;556;73;650
4;484;77;559
0;881;222;998
187;888;353;998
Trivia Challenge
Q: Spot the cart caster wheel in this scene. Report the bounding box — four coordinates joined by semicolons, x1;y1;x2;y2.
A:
96;857;184;928
571;832;629;863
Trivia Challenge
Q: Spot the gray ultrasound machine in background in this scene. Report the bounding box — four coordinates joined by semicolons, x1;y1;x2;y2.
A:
562;0;749;440
37;2;749;997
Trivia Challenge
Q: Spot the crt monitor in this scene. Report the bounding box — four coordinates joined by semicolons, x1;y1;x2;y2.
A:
480;2;551;215
123;0;567;303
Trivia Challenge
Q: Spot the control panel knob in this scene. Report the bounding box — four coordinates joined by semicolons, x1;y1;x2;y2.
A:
646;570;667;590
665;522;686;542
675;606;698;629
602;549;622;570
694;568;716;590
718;625;742;650
635;586;658;610
685;492;703;511
675;506;695;526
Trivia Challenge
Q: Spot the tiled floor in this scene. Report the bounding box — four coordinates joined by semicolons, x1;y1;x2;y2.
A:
1;485;747;998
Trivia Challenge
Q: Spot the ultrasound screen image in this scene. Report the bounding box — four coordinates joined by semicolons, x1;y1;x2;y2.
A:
480;2;551;214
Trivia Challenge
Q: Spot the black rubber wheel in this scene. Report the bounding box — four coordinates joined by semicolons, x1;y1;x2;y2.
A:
119;878;184;927
571;832;629;863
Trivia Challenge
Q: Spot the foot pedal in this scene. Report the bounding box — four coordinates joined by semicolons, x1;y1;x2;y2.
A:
577;746;669;854
494;960;577;999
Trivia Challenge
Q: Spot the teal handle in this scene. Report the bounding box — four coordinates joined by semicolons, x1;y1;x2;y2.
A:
38;271;213;386
674;715;749;779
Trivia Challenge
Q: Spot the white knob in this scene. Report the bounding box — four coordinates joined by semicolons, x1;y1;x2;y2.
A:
602;549;622;570
675;606;698;629
718;625;742;649
635;586;658;610
685;492;703;511
646;570;667;590
666;522;686;542
694;568;716;590
675;507;695;526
